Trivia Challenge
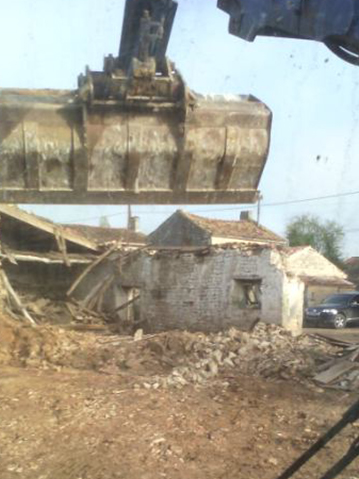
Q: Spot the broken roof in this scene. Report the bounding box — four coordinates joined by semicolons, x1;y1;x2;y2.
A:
0;249;96;265
62;224;146;246
180;211;286;244
0;205;146;253
0;204;99;252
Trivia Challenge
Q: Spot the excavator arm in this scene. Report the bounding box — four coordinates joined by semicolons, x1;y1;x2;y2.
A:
218;0;359;65
118;0;177;73
78;0;182;103
0;0;272;205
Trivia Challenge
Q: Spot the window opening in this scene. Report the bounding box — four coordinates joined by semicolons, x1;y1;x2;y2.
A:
232;279;262;309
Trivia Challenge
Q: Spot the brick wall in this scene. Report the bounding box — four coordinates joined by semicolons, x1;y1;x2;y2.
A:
123;248;285;333
116;246;350;334
149;212;210;247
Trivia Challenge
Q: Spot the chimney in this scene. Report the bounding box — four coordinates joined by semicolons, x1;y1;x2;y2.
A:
129;216;139;232
240;211;252;221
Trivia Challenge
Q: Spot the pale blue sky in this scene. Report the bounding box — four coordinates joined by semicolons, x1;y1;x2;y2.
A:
1;0;359;255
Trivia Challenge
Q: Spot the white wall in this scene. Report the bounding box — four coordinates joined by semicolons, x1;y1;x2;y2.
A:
282;275;305;333
285;247;347;279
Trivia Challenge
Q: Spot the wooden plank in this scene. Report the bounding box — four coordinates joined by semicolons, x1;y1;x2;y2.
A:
88;274;114;311
310;333;357;348
0;251;93;264
314;360;357;385
0;269;36;325
349;348;359;362
67;243;119;296
113;294;140;313
55;228;71;267
80;279;108;309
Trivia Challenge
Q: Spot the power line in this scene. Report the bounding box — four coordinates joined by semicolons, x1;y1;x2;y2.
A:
64;188;359;224
66;210;128;223
64;205;252;223
262;189;359;207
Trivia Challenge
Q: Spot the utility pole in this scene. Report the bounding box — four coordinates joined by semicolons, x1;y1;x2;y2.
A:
257;194;263;225
127;205;132;229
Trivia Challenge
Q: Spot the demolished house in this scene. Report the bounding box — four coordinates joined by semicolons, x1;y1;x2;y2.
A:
0;205;146;325
112;243;353;333
2;205;352;335
99;212;352;334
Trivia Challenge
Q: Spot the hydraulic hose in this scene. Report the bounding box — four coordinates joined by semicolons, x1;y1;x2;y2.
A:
324;37;359;66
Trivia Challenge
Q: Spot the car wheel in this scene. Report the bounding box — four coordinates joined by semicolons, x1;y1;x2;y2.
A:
333;313;347;329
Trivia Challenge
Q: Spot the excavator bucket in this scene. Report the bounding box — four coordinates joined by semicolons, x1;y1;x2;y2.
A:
0;0;272;205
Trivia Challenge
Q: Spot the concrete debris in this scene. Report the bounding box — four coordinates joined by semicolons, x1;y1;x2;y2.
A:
134;328;144;341
0;313;348;390
16;293;110;327
134;323;336;389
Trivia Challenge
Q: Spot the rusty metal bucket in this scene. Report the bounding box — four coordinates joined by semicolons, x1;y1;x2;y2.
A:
0;88;271;204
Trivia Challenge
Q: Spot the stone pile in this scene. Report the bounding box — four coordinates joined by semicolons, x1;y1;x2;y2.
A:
139;323;335;389
0;312;341;390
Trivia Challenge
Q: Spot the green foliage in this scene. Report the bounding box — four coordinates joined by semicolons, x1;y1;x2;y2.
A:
286;214;344;265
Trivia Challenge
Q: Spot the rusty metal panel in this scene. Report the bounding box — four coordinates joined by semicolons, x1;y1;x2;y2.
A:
0;89;271;204
87;113;128;190
0;118;27;189
185;127;226;190
130;123;178;190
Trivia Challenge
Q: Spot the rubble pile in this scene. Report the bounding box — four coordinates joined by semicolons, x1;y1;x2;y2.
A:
22;294;110;326
0;313;104;369
134;323;335;389
1;312;346;390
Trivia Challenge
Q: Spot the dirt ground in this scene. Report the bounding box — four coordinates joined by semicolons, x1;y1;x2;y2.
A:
1;318;359;479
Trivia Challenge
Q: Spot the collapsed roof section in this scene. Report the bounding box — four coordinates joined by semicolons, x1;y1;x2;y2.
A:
63;224;146;248
0;205;99;254
0;205;146;256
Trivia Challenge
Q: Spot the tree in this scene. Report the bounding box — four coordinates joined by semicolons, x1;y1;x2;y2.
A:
285;214;344;265
99;216;110;228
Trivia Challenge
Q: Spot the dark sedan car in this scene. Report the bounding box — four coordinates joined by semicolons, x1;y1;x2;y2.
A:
304;292;359;329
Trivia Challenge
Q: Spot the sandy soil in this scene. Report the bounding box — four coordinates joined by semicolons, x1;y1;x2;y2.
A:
1;366;359;479
1;316;358;479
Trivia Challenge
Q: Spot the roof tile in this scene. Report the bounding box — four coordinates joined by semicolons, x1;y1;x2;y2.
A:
62;224;146;246
182;211;286;244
